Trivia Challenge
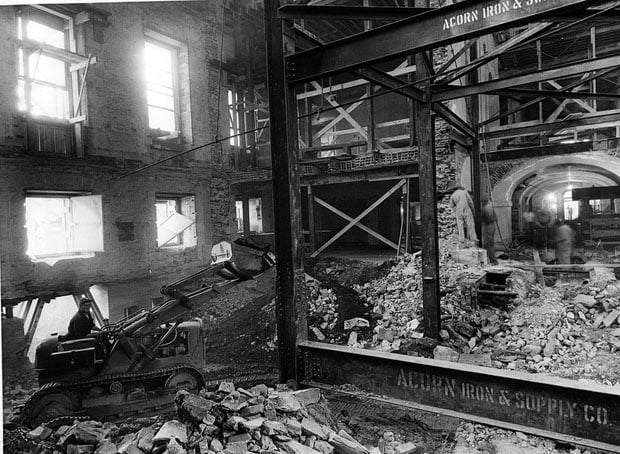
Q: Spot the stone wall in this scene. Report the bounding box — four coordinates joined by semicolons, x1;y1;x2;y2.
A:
0;4;235;300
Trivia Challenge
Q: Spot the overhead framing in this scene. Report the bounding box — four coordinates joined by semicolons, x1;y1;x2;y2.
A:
265;0;620;445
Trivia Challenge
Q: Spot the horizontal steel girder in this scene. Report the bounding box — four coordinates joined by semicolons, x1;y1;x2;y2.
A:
278;5;432;21
298;342;620;451
432;55;620;102
285;0;607;83
354;66;476;140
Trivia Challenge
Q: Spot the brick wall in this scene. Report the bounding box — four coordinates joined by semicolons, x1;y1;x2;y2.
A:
0;4;235;301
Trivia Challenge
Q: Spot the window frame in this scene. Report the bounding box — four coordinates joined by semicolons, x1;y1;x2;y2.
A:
144;31;183;139
24;189;104;262
154;194;196;249
17;7;74;122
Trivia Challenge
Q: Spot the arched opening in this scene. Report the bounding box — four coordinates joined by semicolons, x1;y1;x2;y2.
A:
491;154;620;246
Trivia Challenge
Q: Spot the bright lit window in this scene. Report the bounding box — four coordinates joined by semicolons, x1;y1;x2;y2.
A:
17;11;71;119
228;88;240;146
145;40;178;134
235;200;244;233
25;193;104;262
155;195;196;248
235;198;263;234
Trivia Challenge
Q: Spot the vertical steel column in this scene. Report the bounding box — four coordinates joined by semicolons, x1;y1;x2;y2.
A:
471;45;482;240
307;185;316;253
265;0;305;382
415;0;440;338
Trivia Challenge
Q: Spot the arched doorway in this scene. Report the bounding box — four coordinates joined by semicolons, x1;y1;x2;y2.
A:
490;153;620;246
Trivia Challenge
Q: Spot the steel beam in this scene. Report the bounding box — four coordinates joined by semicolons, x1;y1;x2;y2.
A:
265;0;305;382
298;342;620;451
414;19;440;338
490;88;620;102
286;0;606;83
482;141;595;162
354;67;476;139
432;55;620;102
482;110;620;140
278;5;432;21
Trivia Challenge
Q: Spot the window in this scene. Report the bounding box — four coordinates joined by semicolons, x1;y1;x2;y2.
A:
24;192;104;262
228;87;241;146
235;197;263;235
17;9;71;120
155;195;196;248
235;200;244;233
145;38;179;135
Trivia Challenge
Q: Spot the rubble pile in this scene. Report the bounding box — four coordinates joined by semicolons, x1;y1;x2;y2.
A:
10;384;420;454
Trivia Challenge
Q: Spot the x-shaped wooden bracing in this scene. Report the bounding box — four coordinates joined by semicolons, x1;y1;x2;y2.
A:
310;178;406;258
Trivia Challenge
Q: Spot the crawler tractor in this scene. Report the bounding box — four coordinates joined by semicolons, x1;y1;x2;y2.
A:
20;242;274;427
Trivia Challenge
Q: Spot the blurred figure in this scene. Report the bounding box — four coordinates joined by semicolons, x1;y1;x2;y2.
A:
554;221;575;264
449;185;477;246
481;199;498;265
522;210;536;246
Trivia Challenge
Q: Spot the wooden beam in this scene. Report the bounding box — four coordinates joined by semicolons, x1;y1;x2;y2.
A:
313;196;399;253
311;179;406;257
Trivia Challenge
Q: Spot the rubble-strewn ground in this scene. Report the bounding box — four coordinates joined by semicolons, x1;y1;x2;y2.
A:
3;382;596;454
4;203;620;453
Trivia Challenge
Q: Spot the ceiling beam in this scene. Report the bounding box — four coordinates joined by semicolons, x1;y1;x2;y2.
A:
482;110;620;140
481;141;593;162
285;0;608;83
353;66;476;139
278;5;432;21
432;55;620;102
489;88;620;102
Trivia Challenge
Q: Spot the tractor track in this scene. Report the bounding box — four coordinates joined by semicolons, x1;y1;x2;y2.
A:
18;364;203;427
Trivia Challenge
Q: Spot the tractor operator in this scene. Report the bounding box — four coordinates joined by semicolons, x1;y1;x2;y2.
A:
67;298;100;340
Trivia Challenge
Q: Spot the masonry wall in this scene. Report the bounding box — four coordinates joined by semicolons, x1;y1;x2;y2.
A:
0;4;235;301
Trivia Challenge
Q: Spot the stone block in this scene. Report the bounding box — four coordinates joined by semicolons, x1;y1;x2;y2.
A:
455;248;488;266
154;420;188;444
291;388;321;406
176;390;216;424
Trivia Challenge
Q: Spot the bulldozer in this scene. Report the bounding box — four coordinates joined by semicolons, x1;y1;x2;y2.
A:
19;240;275;427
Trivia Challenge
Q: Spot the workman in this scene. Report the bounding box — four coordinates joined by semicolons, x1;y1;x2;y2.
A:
449;185;478;246
67;298;99;340
481;199;498;265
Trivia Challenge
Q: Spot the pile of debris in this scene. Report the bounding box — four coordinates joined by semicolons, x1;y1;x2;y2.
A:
10;384;419;454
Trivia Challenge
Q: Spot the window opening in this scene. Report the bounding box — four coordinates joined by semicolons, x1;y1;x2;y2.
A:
235;200;244;233
228;88;241;146
145;40;178;134
17;11;71;119
249;197;263;233
155;195;196;248
24;193;104;263
563;190;579;221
